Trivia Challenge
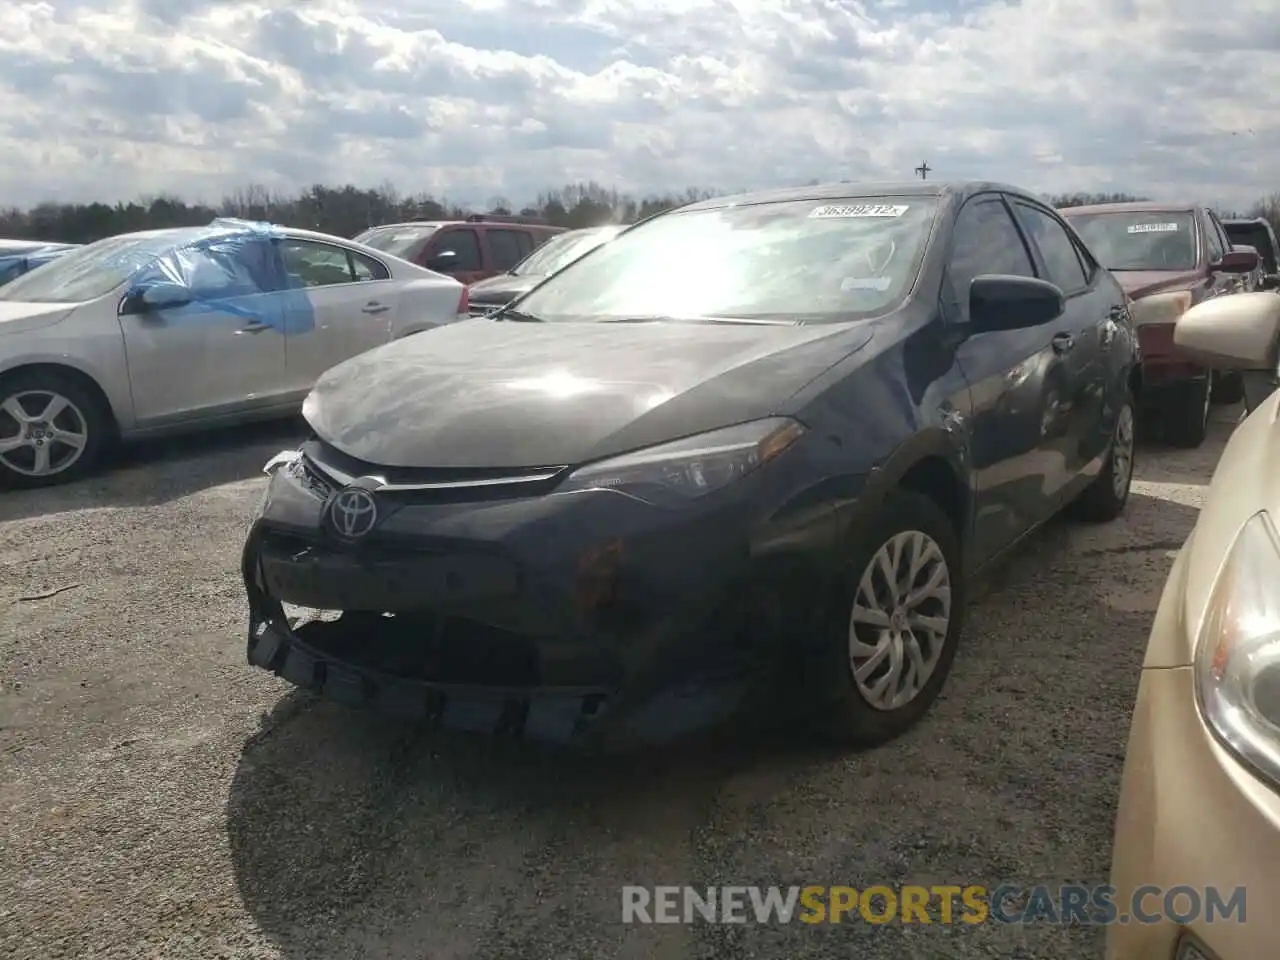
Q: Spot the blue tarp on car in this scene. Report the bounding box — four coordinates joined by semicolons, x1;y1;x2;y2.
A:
121;218;314;333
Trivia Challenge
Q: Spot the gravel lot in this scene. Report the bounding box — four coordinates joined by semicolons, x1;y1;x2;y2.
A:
0;409;1234;960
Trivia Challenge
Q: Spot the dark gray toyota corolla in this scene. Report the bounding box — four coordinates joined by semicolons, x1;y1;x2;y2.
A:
243;180;1138;749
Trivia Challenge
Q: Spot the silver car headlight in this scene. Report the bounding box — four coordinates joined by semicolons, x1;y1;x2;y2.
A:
555;417;805;505
1195;510;1280;786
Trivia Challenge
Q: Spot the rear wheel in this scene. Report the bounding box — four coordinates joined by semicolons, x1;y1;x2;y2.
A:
819;490;965;747
1070;392;1135;523
1165;374;1211;449
0;370;111;488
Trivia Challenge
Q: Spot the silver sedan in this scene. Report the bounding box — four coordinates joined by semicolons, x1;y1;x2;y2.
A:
0;220;468;487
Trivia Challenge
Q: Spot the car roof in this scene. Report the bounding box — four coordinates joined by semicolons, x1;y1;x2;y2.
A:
365;221;453;230
101;222;360;244
364;220;560;231
282;226;365;245
1223;217;1274;228
1061;201;1199;216
561;224;625;238
676;180;1048;212
108;227;184;242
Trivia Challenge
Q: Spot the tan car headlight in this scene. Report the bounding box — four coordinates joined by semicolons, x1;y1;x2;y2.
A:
1195;510;1280;786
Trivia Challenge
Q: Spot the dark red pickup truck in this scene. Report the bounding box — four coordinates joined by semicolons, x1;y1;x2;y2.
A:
1061;202;1258;447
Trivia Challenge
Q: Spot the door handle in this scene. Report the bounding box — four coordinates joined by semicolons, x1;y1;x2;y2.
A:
237;322;271;334
1051;333;1074;354
362;302;389;315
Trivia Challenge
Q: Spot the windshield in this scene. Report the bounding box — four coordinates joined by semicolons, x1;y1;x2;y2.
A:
356;225;438;258
512;226;623;277
1065;211;1197;271
0;231;205;303
514;198;937;323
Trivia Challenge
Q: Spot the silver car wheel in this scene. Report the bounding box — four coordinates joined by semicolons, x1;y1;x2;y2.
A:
1111;403;1135;500
0;389;90;478
848;530;953;712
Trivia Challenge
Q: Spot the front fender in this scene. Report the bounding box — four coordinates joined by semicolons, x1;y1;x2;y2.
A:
0;338;135;432
775;427;971;565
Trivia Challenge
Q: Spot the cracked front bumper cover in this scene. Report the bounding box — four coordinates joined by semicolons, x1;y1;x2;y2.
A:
247;610;615;741
241;524;779;748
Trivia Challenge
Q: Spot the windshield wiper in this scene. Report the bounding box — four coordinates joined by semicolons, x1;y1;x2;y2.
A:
600;315;689;324
602;315;800;326
493;308;545;322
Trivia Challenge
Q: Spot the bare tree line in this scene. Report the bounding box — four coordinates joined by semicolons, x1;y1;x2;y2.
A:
1;181;1275;246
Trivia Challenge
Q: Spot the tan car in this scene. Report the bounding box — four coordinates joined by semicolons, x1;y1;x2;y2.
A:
1108;292;1280;959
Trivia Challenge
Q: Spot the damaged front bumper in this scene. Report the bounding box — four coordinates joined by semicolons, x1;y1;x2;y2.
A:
241;444;839;748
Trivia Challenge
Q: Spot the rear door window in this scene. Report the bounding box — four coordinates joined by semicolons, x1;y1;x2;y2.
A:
280;239;356;287
488;230;527;271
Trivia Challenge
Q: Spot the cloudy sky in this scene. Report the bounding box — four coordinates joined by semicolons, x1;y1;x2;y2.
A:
2;0;1278;211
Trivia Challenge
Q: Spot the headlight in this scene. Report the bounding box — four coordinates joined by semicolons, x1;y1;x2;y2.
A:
1130;290;1192;326
555;417;805;505
263;448;301;476
1195;510;1280;786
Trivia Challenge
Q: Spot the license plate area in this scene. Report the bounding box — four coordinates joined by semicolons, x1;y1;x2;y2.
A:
259;541;520;612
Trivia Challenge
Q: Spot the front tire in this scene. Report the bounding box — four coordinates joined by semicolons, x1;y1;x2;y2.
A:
819;490;965;748
1212;371;1244;405
1165;374;1210;449
0;370;110;488
1069;392;1135;523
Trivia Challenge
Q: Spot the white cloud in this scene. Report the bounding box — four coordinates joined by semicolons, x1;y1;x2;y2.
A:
0;0;1277;209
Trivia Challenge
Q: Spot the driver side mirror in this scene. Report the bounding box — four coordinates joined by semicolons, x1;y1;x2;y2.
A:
968;275;1065;333
1174;292;1280;371
1212;249;1259;274
120;282;192;315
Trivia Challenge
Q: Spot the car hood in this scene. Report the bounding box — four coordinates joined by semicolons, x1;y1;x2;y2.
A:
1113;269;1202;300
467;274;541;305
304;318;871;468
0;301;77;335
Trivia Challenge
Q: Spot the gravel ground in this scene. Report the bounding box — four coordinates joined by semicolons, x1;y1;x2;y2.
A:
0;409;1235;960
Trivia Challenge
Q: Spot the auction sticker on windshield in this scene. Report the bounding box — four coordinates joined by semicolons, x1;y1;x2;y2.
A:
842;277;893;291
1127;223;1179;234
810;204;909;219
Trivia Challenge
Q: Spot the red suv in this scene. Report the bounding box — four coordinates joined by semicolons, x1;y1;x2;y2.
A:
1061;202;1258;447
354;215;565;285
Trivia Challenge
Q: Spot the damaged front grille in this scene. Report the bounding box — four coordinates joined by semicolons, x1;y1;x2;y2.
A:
299;439;568;502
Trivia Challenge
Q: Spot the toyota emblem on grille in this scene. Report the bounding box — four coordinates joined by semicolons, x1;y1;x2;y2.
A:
325;486;379;540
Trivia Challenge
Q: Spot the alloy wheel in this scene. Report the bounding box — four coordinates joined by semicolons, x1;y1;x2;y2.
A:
848;530;953;711
1111;403;1135;500
0;390;90;478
